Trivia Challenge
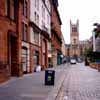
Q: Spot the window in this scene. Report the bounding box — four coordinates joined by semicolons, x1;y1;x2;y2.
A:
22;23;28;41
42;6;45;19
34;51;39;66
5;0;9;16
35;0;39;10
10;0;15;20
37;15;39;25
42;5;44;18
34;12;36;23
22;0;27;17
72;27;77;32
34;32;39;45
6;0;16;21
35;0;36;7
37;0;39;10
44;8;45;19
34;12;39;25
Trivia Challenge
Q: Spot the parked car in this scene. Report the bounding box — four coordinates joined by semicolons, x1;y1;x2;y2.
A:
70;59;76;64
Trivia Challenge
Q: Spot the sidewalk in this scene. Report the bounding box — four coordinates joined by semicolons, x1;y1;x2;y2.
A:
0;64;69;100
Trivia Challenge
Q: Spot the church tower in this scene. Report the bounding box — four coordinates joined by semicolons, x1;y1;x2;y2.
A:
70;19;79;45
70;19;80;57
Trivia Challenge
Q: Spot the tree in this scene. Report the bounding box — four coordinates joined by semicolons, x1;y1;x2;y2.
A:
84;48;95;62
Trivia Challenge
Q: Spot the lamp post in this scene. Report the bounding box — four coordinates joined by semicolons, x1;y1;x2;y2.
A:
92;30;96;52
93;23;99;52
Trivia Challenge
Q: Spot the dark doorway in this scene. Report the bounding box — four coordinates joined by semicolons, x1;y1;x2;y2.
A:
34;51;39;66
9;36;18;76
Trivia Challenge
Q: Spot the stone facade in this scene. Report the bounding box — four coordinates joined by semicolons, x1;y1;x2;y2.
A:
51;0;62;67
66;20;80;58
30;0;51;70
65;20;92;59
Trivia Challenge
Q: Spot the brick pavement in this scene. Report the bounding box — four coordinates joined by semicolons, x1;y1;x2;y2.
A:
59;63;100;100
0;64;69;100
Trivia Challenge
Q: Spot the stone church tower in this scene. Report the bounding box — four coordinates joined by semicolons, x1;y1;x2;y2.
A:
69;20;80;57
70;20;79;45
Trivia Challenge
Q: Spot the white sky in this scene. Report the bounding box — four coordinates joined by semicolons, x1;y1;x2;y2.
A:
58;0;100;44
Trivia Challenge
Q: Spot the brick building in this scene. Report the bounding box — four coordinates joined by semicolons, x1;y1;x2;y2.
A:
21;0;30;74
0;0;30;83
51;0;62;67
0;0;63;83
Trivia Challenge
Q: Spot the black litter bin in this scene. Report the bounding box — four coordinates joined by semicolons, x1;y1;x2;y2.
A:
45;70;55;85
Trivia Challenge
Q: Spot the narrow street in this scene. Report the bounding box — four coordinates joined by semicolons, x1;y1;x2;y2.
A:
57;63;100;100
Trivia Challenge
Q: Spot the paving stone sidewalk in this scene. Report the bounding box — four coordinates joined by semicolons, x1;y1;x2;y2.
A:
0;64;69;100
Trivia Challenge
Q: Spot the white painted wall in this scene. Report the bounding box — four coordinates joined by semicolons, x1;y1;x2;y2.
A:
30;0;51;35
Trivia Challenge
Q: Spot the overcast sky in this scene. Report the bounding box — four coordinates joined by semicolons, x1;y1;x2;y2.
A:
58;0;100;44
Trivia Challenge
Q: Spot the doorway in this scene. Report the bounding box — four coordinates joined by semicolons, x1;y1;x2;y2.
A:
9;35;18;76
21;47;28;74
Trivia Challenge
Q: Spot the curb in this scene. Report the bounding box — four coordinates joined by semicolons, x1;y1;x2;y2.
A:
46;70;67;100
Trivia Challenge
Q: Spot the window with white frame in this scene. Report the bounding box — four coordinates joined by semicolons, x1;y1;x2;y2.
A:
37;14;39;25
42;6;45;20
35;0;36;7
35;0;39;10
34;12;36;23
34;32;39;45
34;12;39;25
37;0;39;10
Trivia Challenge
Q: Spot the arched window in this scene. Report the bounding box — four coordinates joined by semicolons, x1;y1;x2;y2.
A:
72;27;77;32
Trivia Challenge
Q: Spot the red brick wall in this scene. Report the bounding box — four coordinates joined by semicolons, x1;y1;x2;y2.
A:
51;4;62;51
41;35;48;69
0;0;23;82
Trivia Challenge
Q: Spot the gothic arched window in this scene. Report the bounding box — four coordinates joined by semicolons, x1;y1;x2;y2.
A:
72;27;77;32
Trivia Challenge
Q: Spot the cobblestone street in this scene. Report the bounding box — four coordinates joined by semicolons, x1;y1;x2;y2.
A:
58;63;100;100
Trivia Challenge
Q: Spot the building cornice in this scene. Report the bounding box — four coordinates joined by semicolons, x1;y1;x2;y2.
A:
29;21;41;33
